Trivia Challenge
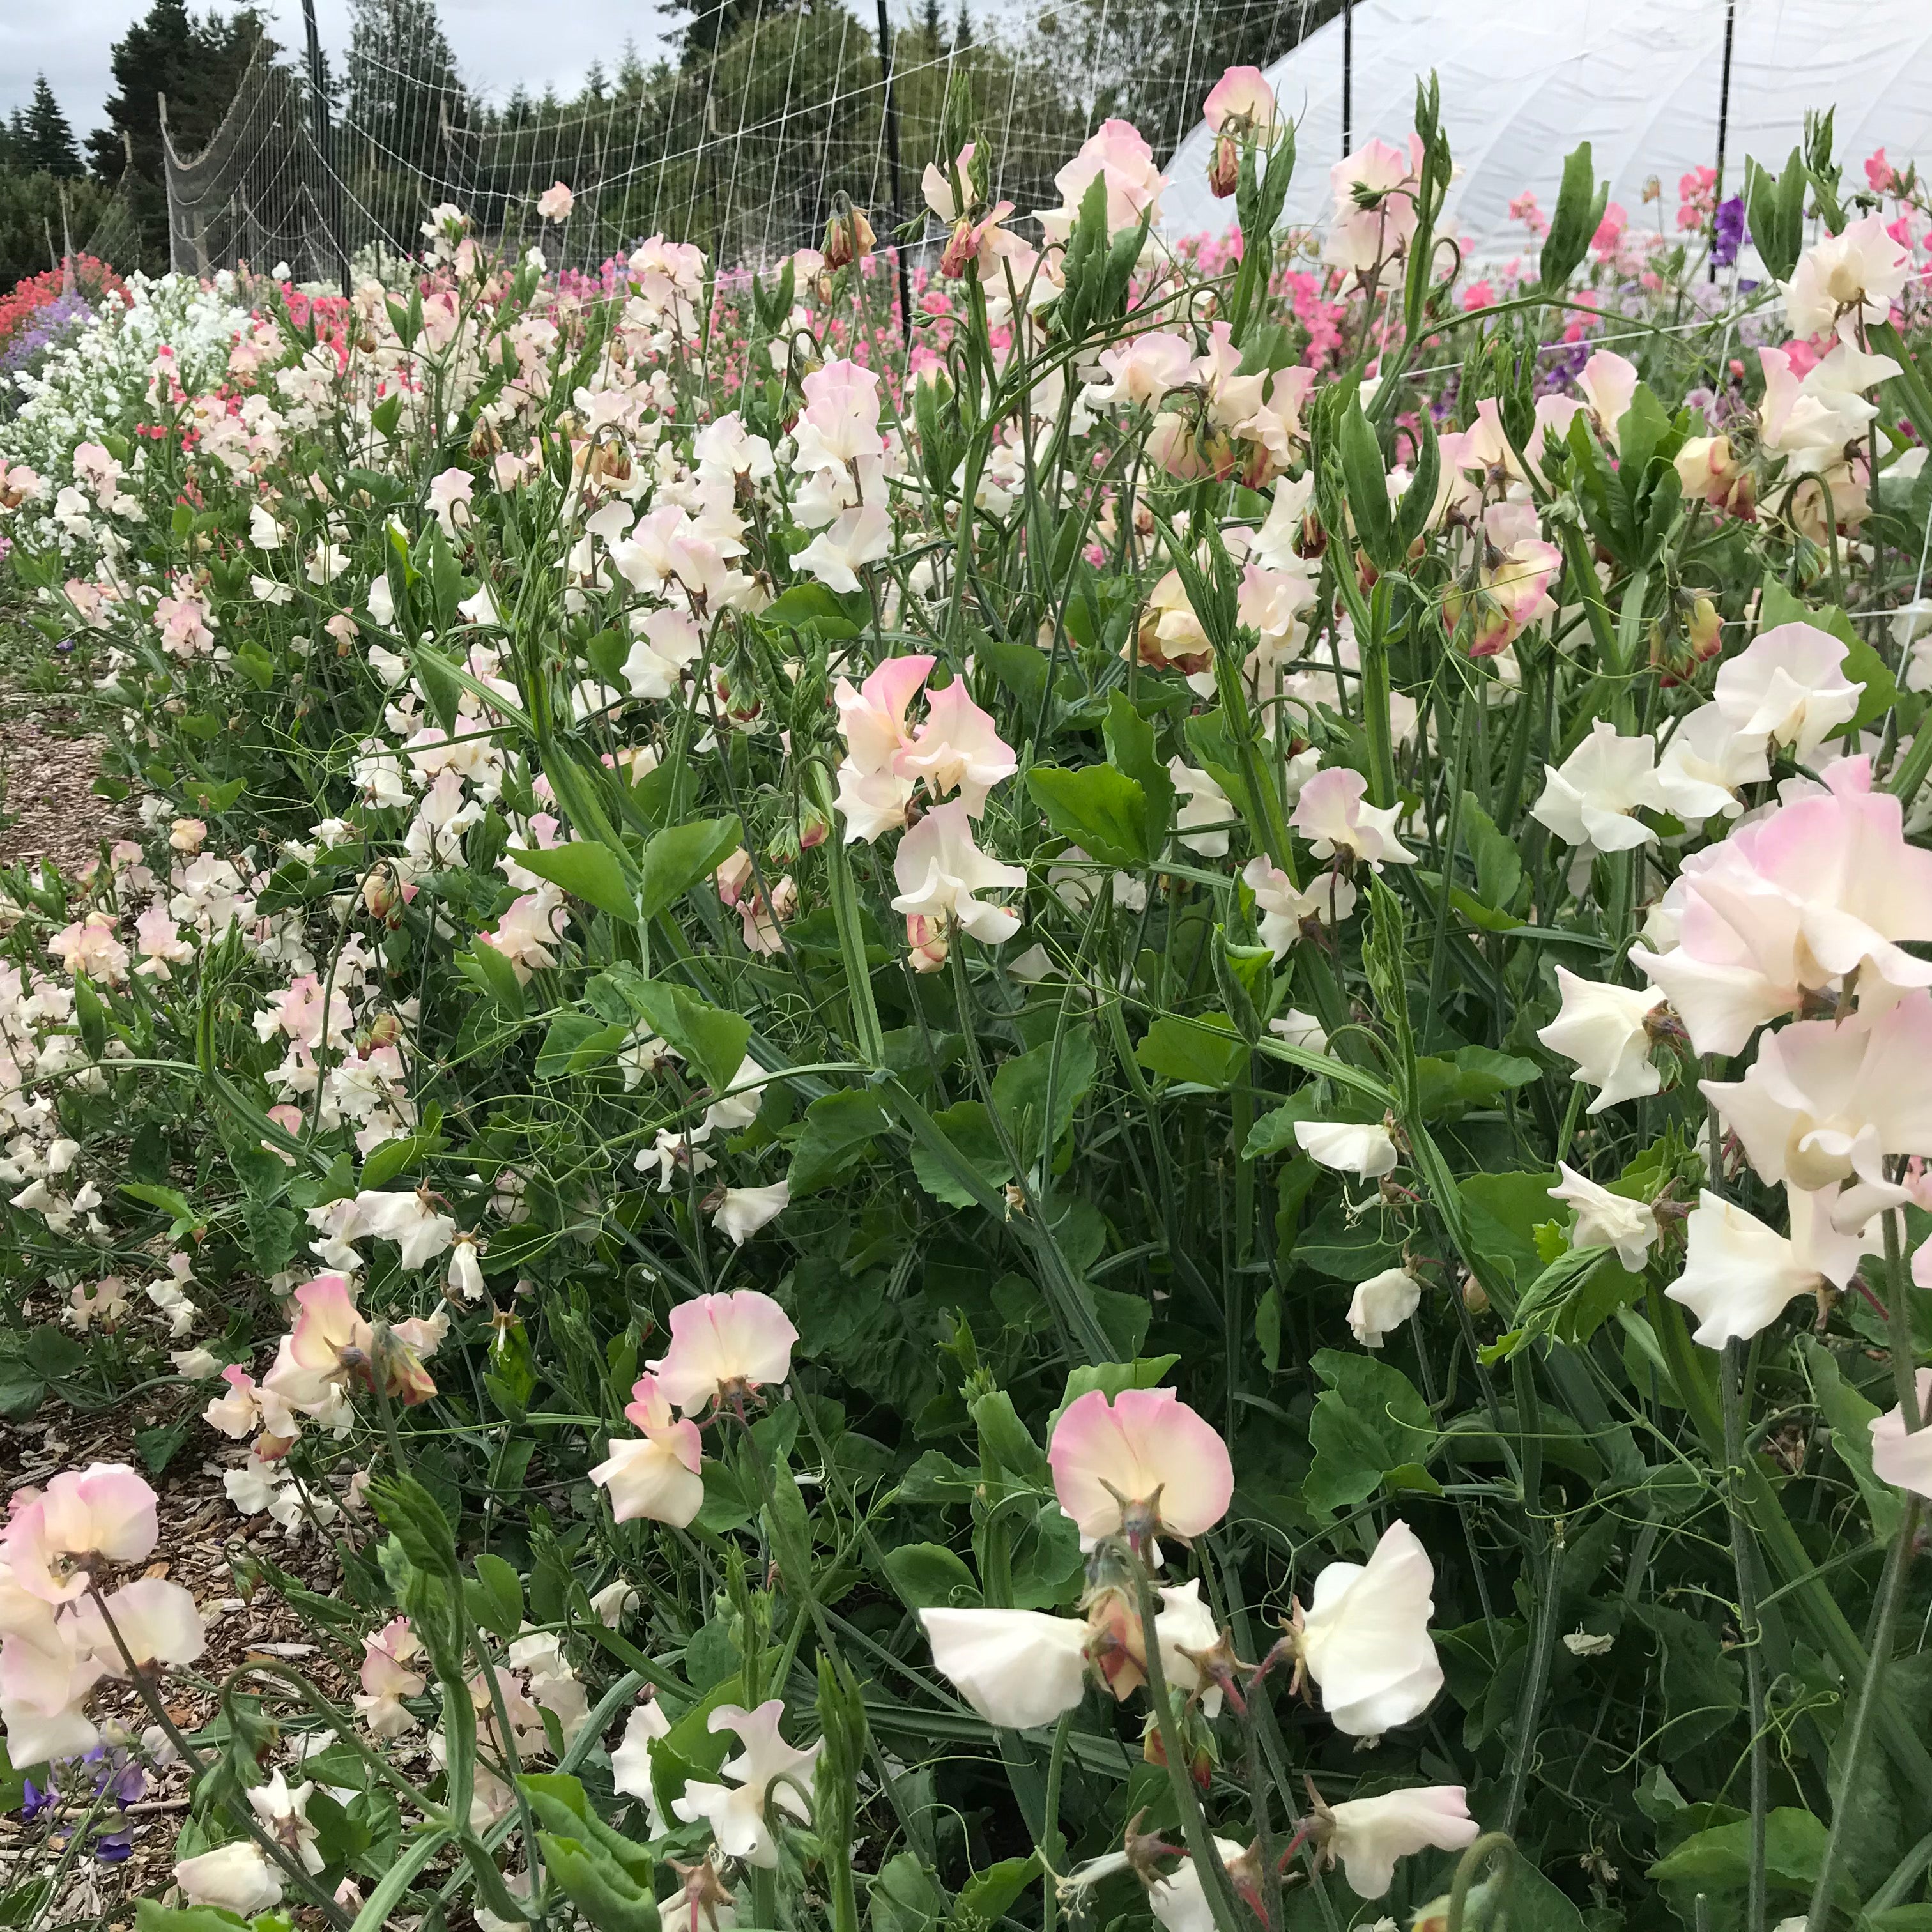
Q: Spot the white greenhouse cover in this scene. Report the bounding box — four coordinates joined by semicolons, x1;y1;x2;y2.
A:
1160;0;1932;247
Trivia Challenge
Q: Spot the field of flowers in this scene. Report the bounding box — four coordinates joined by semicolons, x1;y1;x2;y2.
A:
3;68;1932;1932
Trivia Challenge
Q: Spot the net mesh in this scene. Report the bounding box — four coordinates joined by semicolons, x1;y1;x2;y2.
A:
159;0;1344;285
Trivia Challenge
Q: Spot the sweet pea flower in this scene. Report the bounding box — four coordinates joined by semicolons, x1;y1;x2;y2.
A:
1785;213;1912;338
1204;65;1277;138
1170;759;1232;857
891;799;1026;946
1243;856;1358;957
174;1843;286;1915
1652;704;1770;820
923;142;977;223
0;1462;157;1603
72;1577;205;1673
1533;722;1673;855
426;467;474;535
1576;350;1639;452
1084;332;1196;409
1296;1519;1443;1736
797;502;892;593
1665;1188;1868;1346
648;1289;799;1415
1146;1840;1253;1932
590;1372;707;1526
1323;136;1423;278
1320;1786;1482;1899
1547;1165;1657;1270
1291;767;1415;868
1710;622;1862;763
1870;1368;1932;1498
1701;992;1932;1211
1035;119;1168;244
707;1181;791;1246
1457;502;1561;657
919;1608;1092;1728
899;680;1019;816
1537;968;1667;1111
1294;1119;1399;1179
1348;1266;1422;1348
537;181;574;222
1048;1386;1234;1547
793;358;884;468
353;1188;457;1270
355;1616;427;1736
672;1701;821;1869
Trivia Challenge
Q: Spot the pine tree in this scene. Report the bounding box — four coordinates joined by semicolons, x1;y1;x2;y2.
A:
918;0;944;48
615;39;649;99
23;76;84;178
582;59;609;102
953;1;973;48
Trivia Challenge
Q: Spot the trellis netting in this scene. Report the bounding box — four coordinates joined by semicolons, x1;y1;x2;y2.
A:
158;0;1346;284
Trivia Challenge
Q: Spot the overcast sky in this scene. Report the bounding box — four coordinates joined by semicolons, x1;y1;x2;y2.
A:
3;0;690;137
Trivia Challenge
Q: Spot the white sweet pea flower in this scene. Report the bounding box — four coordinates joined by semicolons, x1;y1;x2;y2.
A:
174;1843;284;1915
1547;1164;1657;1271
1871;1367;1932;1499
1531;722;1664;854
919;1607;1091;1728
671;1700;822;1869
1321;1786;1481;1899
1296;1519;1442;1736
1711;622;1862;764
1536;967;1666;1112
1664;1187;1869;1346
1294;1119;1398;1179
708;1181;791;1246
1347;1266;1422;1348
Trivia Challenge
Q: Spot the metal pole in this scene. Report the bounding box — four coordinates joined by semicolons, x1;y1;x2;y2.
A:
875;0;914;346
1342;0;1353;158
303;0;351;293
1709;0;1736;284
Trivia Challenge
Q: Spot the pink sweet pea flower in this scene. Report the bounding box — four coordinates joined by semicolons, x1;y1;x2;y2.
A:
1292;766;1416;868
1085;332;1196;409
591;1371;707;1526
537;181;575;222
898;680;1018;816
648;1290;799;1416
0;1462;158;1603
0;1611;103;1764
71;1577;206;1672
1871;1368;1932;1498
793;358;885;468
426;466;474;535
891;799;1027;945
1577;349;1638;452
1048;1386;1234;1547
355;1616;427;1736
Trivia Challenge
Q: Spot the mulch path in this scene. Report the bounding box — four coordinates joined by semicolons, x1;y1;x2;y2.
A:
0;690;134;882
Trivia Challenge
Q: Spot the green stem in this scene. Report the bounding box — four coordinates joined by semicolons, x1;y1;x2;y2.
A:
1721;1338;1770;1932
1444;1832;1517;1932
1126;1552;1246;1932
809;763;886;1066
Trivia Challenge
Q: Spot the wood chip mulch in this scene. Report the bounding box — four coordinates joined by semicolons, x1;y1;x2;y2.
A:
0;691;134;881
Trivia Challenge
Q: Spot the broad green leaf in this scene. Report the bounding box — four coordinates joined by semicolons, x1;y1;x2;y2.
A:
506;839;636;922
1136;1013;1250;1090
1028;763;1153;868
908;1100;1012;1208
1303;1348;1438;1516
636;815;742;919
788;1090;891;1195
620;979;755;1096
881;1540;981;1610
992;1029;1098;1165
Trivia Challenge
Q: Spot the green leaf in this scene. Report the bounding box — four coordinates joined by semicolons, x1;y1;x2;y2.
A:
458;942;525;1016
505;840;636;921
536;1012;606;1081
635;816;742;919
949;1855;1039;1932
1059;1356;1181;1414
1338;395;1397;572
1027;763;1153;868
765;581;863;635
1303;1348;1438;1516
908;1100;1012;1208
135;1904;252;1932
992;1029;1098;1165
1649;1807;1844;1905
618;977;755;1096
788;1090;891;1195
1135;1013;1250;1090
1540;140;1608;289
1103;691;1175;850
470;1551;525;1640
882;1541;981;1610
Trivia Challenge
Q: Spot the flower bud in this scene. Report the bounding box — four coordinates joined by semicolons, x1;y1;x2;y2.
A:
907;911;949;973
823;203;876;272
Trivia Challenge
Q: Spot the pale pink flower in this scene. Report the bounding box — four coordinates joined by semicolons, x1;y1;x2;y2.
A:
1036;119;1168;243
921;142;977;224
134;902;194;979
1204;65;1276;137
537;181;574;222
1464;501;1561;656
72;1577;205;1672
1711;621;1862;762
1701;993;1932;1208
1084;332;1195;409
1322;136;1423;278
1323;1786;1480;1898
0;1462;158;1603
1634;758;1932;1054
1243;855;1358;958
592;1372;707;1527
891;799;1026;944
1871;1368;1932;1498
648;1290;799;1416
0;1611;102;1763
355;1616;427;1736
1298;1520;1442;1736
1576;350;1639;452
1292;767;1414;868
792;359;884;469
203;1365;262;1439
1048;1386;1234;1545
478;885;568;983
48;911;129;985
898;680;1018;816
426;467;475;536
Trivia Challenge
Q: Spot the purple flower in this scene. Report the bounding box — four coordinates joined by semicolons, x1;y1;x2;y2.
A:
20;1777;57;1823
1712;197;1745;268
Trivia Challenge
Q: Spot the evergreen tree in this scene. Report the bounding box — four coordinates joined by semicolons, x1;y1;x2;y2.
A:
918;0;944;48
582;59;609;102
84;1;269;185
953;3;972;50
22;76;84;179
615;40;650;99
346;0;468;170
